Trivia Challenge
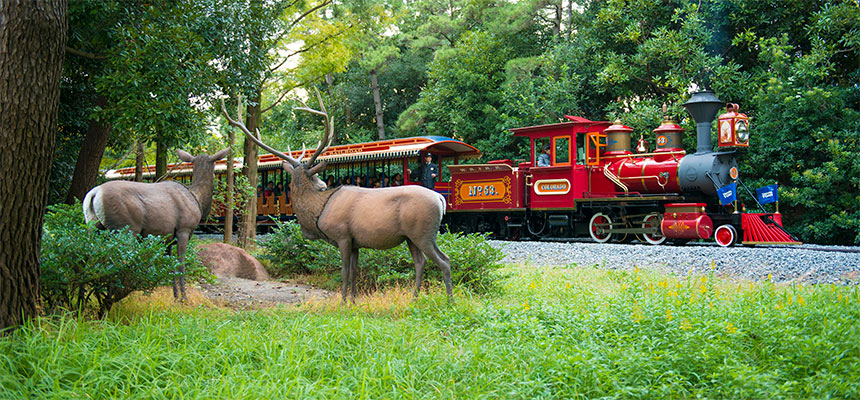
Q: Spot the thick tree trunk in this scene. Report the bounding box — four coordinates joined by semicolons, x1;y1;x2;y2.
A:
238;94;261;246
134;140;144;182
370;68;385;140
0;0;68;332
155;141;167;181
65;95;111;204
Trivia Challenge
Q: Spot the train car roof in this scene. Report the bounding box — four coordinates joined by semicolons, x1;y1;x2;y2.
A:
104;136;481;179
509;116;612;138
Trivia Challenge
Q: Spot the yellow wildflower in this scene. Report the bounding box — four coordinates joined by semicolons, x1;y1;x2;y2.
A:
700;276;707;283
680;318;692;331
665;308;673;321
528;281;537;290
768;273;773;281
522;301;530;311
565;282;571;289
726;322;738;334
699;285;707;294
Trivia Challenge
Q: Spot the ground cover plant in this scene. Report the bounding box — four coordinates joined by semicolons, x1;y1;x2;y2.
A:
40;203;210;318
2;263;858;399
258;220;505;295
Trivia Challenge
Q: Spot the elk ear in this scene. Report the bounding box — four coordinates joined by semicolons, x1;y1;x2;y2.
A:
211;148;229;161
282;161;294;173
307;161;327;176
177;149;194;162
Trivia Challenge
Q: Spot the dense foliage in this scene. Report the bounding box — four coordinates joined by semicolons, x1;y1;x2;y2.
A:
258;220;505;294
40;203;209;318
2;264;858;398
51;0;859;244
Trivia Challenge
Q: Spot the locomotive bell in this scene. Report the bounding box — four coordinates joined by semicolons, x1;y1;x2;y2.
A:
683;91;724;154
717;103;750;148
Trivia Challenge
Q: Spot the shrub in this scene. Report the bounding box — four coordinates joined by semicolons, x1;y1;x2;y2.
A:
40;203;210;318
258;220;505;294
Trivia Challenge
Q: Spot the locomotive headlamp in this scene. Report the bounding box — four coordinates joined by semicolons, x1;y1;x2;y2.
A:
736;120;749;143
717;103;750;148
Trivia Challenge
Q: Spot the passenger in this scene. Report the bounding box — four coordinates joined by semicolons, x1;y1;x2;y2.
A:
325;176;335;188
392;173;403;186
274;182;284;197
537;144;552;167
264;182;274;197
382;176;390;187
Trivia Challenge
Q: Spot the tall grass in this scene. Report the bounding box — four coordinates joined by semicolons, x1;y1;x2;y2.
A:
1;263;858;399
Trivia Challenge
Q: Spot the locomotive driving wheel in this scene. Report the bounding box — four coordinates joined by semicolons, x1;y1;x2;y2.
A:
641;212;667;245
589;213;613;243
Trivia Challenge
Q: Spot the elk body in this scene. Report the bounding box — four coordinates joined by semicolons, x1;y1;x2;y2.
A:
222;97;453;302
82;149;228;301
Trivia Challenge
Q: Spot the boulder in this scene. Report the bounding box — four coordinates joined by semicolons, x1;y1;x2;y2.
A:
198;243;270;281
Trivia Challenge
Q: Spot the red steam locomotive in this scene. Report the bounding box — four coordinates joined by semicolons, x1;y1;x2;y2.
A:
444;91;800;247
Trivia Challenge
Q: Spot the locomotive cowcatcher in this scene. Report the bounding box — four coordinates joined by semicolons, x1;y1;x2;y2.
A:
444;90;801;247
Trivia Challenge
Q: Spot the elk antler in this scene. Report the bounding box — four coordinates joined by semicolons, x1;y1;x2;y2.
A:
221;99;302;167
294;87;334;167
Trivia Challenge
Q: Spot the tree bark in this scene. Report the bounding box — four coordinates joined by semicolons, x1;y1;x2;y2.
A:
134;140;144;182
155;141;167;181
65;95;111;204
0;0;68;332
370;68;385;140
224;98;241;244
238;94;261;246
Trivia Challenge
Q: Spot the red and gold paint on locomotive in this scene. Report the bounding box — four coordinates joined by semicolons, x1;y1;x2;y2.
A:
445;91;800;247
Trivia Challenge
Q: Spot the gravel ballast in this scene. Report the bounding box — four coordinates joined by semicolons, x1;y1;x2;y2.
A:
489;240;860;285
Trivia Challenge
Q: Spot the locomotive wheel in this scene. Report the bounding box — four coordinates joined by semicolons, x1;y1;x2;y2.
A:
714;224;738;247
527;213;547;238
641;213;667;245
589;213;613;243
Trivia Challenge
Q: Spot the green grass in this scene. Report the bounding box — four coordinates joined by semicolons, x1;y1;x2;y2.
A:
2;263;859;399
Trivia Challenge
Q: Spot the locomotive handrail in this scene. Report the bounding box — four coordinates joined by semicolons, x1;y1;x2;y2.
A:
601;150;686;160
603;166;628;193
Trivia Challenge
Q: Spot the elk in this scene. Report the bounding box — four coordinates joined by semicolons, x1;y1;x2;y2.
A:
221;95;453;303
82;149;228;301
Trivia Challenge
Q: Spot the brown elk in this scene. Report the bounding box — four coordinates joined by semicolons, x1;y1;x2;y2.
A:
221;96;453;303
82;149;228;301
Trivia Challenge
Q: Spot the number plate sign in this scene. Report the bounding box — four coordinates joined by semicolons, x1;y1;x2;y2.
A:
454;176;512;205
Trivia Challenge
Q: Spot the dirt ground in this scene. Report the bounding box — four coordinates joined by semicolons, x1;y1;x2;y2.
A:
198;276;333;309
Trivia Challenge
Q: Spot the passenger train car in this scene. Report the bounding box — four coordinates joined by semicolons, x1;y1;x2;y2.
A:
105;91;799;247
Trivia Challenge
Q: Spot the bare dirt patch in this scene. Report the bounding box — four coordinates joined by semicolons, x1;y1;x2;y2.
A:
198;276;333;310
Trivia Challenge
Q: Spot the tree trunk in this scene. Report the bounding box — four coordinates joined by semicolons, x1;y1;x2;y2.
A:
224;98;241;244
0;0;68;332
134;140;144;182
155;141;167;181
65;95;111;204
553;1;562;37
371;69;385;140
238;94;261;246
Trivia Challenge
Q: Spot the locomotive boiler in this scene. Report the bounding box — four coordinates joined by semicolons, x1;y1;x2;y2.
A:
444;90;798;247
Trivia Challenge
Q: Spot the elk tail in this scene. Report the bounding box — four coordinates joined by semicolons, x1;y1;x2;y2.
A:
82;187;104;226
436;192;447;216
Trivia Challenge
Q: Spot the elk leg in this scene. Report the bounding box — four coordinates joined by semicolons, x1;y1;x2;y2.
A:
338;241;352;304
350;248;359;302
406;239;427;297
418;240;453;301
175;230;191;302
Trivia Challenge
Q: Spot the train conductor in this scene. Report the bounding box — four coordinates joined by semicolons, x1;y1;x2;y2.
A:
409;152;438;190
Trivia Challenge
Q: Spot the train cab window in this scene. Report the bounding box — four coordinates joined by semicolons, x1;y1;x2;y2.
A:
576;134;586;165
535;139;551;165
440;156;454;182
554;136;571;165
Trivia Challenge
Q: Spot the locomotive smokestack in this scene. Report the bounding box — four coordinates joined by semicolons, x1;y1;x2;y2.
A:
683;90;724;154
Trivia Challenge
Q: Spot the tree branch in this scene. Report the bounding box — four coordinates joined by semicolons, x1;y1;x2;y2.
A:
288;0;333;31
65;46;106;60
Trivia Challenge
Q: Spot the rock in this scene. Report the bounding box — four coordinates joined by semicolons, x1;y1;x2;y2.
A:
198;243;270;281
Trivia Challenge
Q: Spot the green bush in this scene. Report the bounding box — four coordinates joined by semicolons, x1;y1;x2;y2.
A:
40;203;210;318
258;220;505;294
